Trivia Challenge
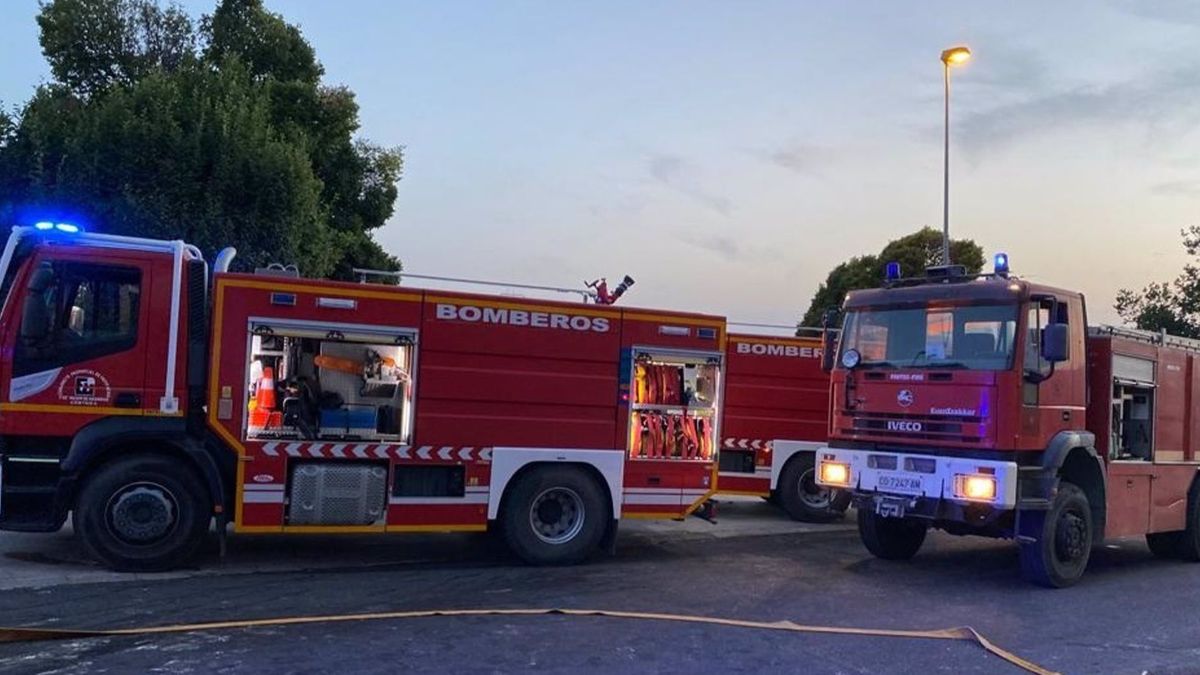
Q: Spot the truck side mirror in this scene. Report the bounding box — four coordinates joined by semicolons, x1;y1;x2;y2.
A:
820;308;839;373
821;331;837;372
19;265;55;345
1042;323;1069;363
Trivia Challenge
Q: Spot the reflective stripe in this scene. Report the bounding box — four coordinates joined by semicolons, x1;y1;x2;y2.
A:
388;494;489;505
243;492;285;504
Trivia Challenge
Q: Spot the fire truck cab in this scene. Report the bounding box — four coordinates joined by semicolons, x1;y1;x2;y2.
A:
816;257;1200;587
0;225;725;570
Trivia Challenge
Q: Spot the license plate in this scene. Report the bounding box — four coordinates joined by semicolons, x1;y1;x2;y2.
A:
876;472;923;494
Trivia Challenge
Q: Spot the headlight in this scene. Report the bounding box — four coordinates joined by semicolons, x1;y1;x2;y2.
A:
819;461;851;487
954;474;997;501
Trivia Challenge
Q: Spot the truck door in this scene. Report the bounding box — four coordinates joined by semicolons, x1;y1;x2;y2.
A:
2;250;154;434
1021;296;1086;447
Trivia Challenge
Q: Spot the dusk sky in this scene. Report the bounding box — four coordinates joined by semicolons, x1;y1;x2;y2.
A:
3;1;1198;326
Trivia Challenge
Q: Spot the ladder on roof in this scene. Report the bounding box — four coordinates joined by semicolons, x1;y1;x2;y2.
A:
1089;325;1200;354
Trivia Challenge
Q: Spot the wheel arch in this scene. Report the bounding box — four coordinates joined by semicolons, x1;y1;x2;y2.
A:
1186;469;1200;514
769;440;822;491
62;417;227;516
487;448;624;522
1042;432;1106;541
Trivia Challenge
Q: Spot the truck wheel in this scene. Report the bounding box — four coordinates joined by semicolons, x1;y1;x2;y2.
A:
502;466;607;565
777;453;850;523
1146;532;1183;559
74;454;211;572
1019;481;1091;588
857;509;926;560
1177;483;1200;562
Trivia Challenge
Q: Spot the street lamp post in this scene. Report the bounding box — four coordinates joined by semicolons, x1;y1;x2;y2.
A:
940;45;971;266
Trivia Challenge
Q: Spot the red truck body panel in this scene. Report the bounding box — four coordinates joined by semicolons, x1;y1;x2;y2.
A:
718;334;829;495
1085;332;1200;537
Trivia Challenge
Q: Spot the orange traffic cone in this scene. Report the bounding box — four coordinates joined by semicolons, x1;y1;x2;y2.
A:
258;367;277;410
249;367;277;429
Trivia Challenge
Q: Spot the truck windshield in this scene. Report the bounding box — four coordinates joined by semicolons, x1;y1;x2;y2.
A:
839;303;1018;370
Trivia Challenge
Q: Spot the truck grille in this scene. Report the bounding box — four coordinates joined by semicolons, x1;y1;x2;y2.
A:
840;411;985;443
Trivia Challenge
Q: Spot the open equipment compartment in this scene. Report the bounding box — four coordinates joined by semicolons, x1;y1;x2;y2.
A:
1109;353;1156;461
628;348;721;461
244;318;417;444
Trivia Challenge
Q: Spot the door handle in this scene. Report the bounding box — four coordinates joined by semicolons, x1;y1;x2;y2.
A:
114;392;142;408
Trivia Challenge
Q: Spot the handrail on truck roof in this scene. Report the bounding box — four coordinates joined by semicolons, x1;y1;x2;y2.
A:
727;323;834;340
351;267;595;302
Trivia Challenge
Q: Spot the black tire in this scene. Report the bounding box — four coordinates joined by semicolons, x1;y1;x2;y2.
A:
857;508;927;560
778;453;850;523
1147;532;1184;559
1019;481;1092;588
1178;482;1200;562
501;466;607;565
74;454;211;572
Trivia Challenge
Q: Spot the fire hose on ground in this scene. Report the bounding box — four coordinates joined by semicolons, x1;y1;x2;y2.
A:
0;607;1058;674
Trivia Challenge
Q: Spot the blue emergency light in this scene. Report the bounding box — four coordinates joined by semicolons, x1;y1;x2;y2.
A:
885;261;902;281
32;221;81;233
993;252;1010;277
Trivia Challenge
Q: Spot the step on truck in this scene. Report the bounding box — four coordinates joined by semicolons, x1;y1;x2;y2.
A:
718;331;849;521
815;255;1200;587
0;224;725;570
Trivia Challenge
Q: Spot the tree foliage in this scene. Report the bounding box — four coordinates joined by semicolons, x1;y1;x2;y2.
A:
1;0;402;279
37;0;196;95
1115;226;1200;338
799;227;985;328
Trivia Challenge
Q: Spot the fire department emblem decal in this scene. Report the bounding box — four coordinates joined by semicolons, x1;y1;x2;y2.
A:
57;369;112;406
897;389;914;408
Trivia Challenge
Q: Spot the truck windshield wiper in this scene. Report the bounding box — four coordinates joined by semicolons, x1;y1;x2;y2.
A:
923;361;969;369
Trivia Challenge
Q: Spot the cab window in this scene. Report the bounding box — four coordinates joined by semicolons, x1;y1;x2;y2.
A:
14;261;141;376
1023;299;1068;404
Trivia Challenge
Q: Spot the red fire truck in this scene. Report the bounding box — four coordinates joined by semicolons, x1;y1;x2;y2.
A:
816;256;1200;587
0;224;725;571
717;331;848;521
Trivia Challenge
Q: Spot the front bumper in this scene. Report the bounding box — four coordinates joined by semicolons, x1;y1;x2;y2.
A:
814;447;1019;510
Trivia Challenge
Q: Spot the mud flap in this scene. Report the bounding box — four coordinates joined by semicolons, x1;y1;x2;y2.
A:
601;519;619;555
691;499;717;524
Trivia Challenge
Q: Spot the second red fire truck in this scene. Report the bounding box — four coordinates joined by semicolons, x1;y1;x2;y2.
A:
816;256;1200;587
0;224;725;570
718;331;848;521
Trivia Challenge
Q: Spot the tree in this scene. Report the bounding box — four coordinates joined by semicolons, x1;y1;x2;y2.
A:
1115;226;1200;338
37;0;196;96
799;227;985;327
1;0;402;279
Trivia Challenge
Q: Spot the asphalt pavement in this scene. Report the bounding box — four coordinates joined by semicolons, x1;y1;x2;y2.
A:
0;499;1197;674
